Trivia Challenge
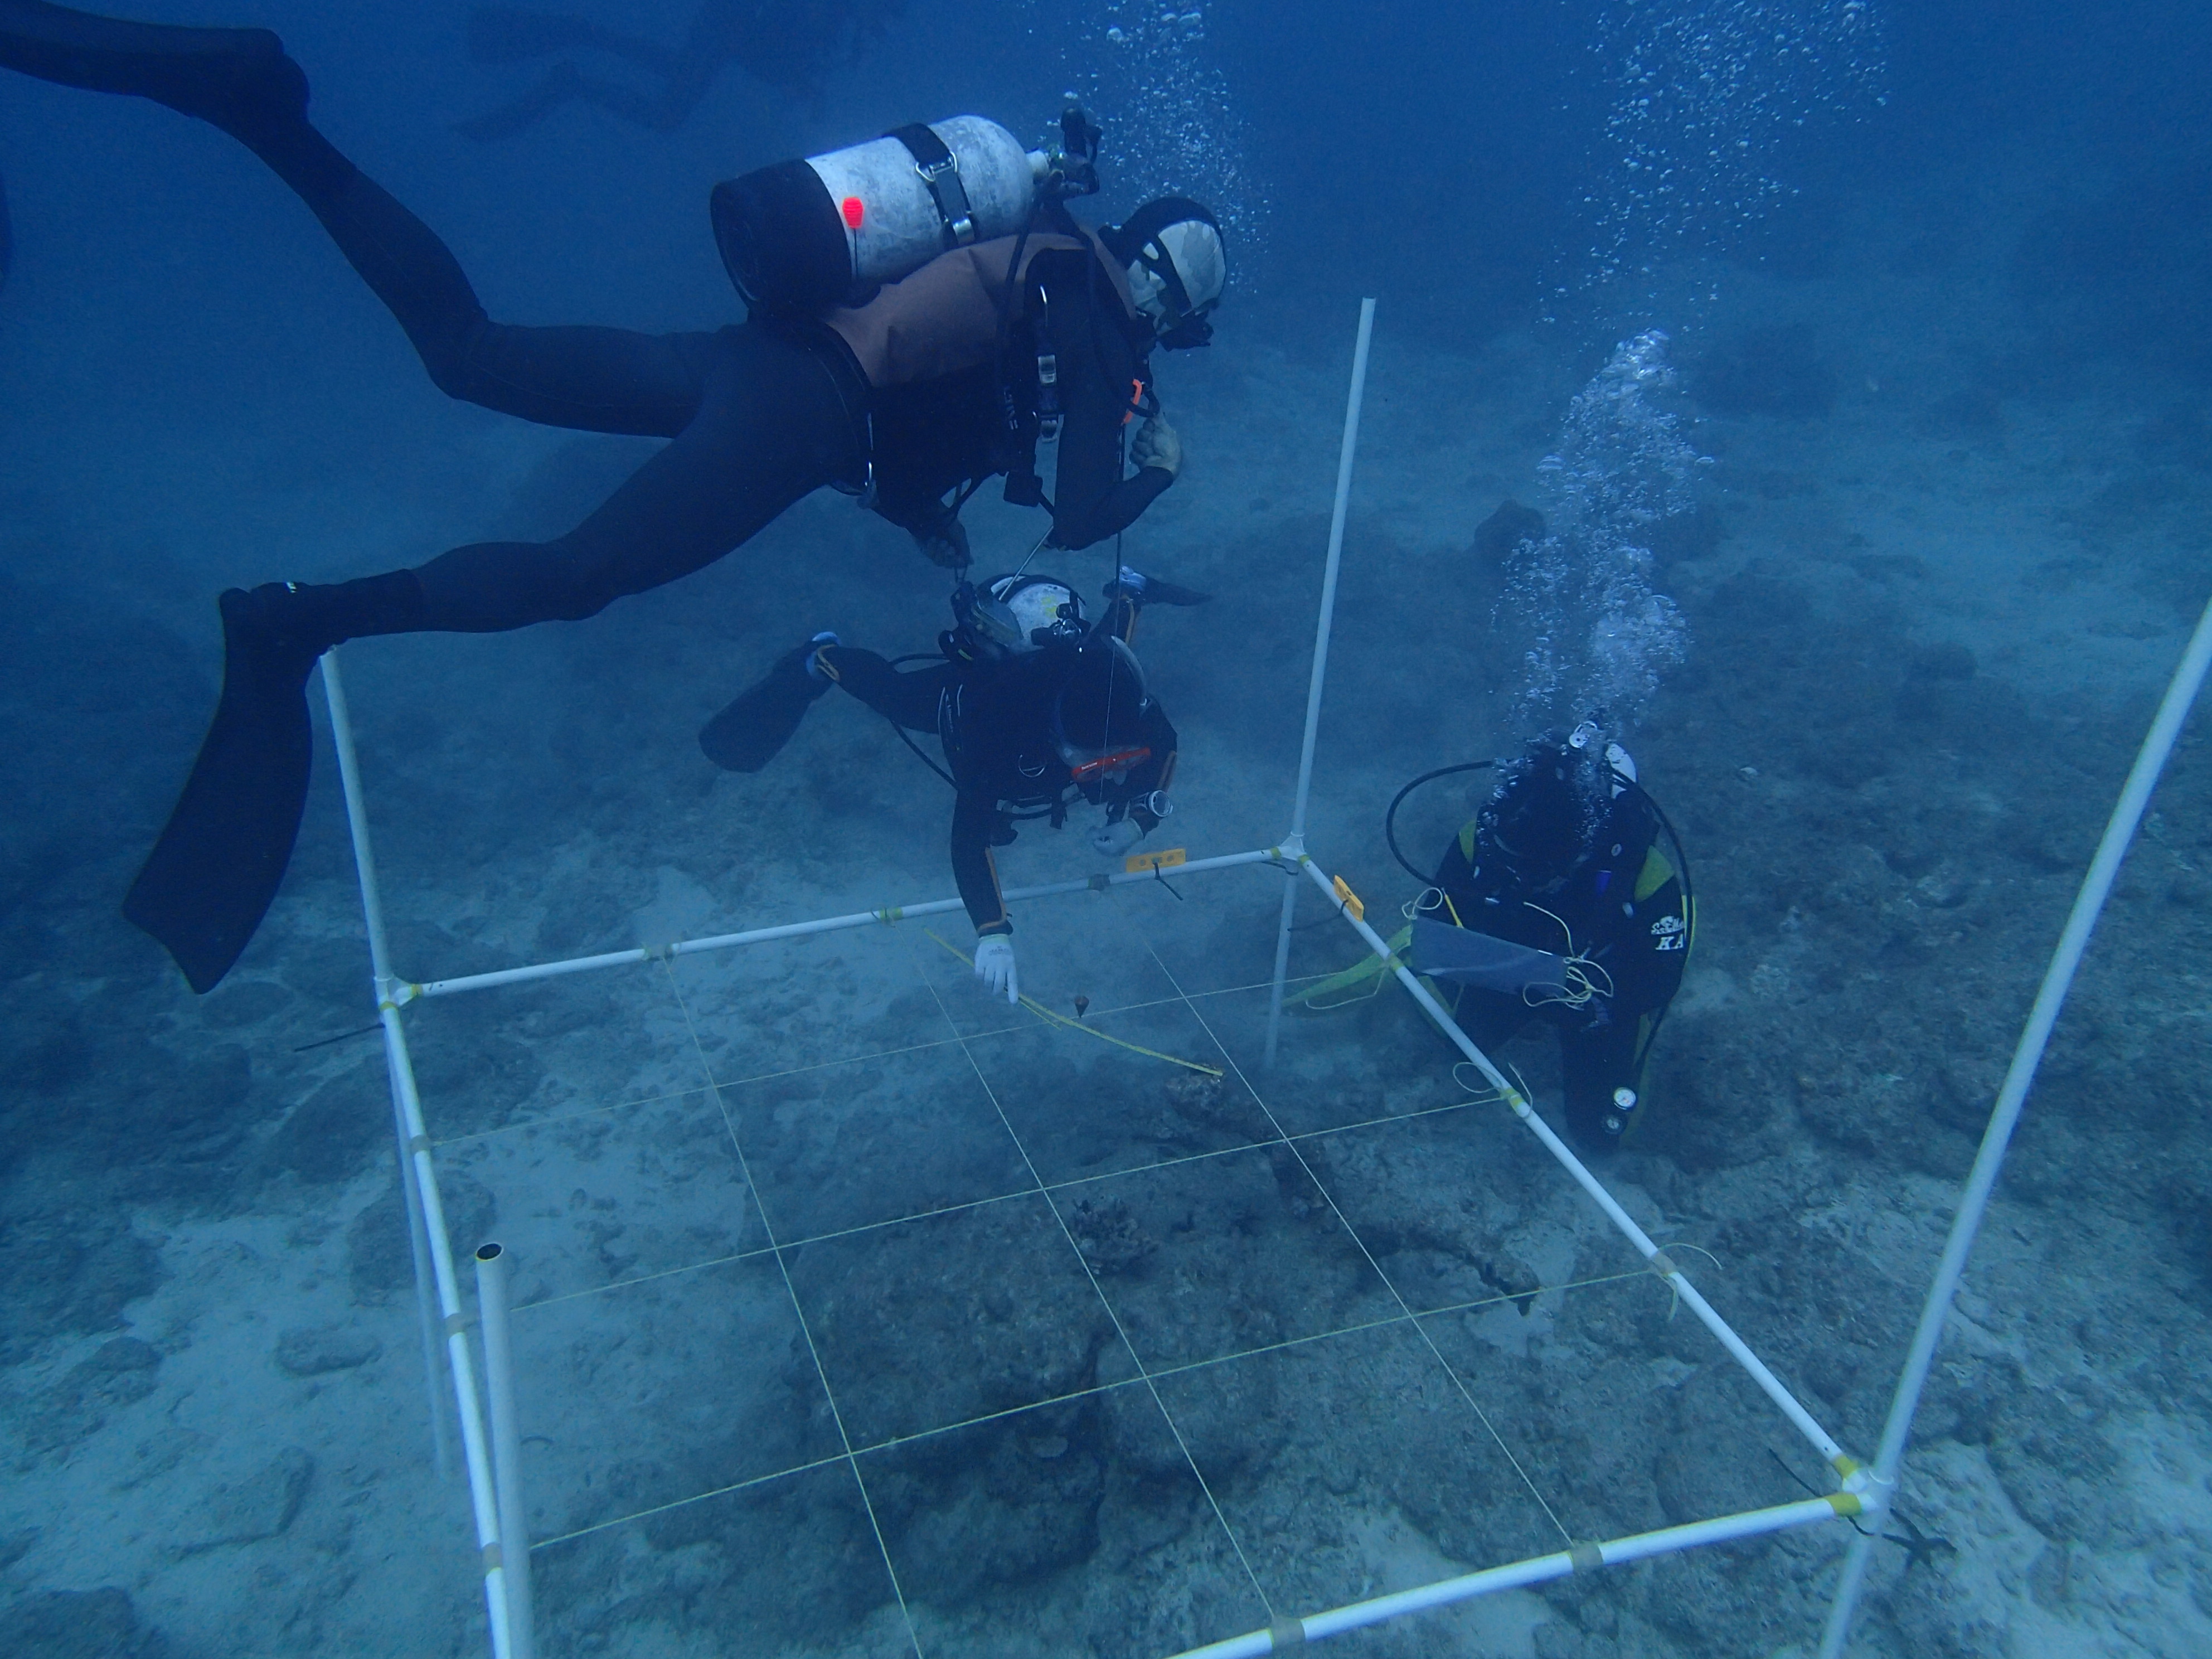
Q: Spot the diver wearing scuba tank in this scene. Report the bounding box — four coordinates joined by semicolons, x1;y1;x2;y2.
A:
1401;726;1692;1149
810;201;1209;560
700;569;1201;999
0;5;1229;993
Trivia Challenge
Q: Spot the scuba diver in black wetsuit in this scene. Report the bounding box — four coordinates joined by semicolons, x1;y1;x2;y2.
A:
1373;725;1692;1149
702;567;1207;1003
0;4;1228;995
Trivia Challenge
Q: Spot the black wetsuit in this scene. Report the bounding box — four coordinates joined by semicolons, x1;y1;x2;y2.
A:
1430;788;1690;1145
0;7;1166;636
816;613;1176;934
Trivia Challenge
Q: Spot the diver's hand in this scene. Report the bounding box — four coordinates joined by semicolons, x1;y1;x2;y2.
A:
973;933;1019;1005
1090;818;1144;858
1131;415;1181;479
913;517;972;570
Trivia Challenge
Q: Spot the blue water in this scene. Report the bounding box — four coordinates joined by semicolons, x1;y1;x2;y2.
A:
3;4;2211;1656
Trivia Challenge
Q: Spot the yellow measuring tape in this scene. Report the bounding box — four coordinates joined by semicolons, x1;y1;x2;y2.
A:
926;933;1224;1079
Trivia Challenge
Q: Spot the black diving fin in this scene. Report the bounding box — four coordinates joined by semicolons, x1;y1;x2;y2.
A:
123;586;321;994
699;638;835;774
0;2;308;134
1103;569;1211;607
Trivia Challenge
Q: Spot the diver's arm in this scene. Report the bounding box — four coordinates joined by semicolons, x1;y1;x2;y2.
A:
951;788;1013;935
1050;456;1172;551
1045;266;1172;550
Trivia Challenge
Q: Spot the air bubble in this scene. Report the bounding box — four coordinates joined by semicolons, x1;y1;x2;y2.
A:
1496;332;1697;736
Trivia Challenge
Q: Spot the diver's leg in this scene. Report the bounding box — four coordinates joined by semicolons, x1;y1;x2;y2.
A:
697;647;948;774
1452;989;1525;1061
467;7;681;77
127;323;864;990
578;70;702;134
815;649;952;733
408;325;865;628
459;64;703;142
0;3;715;435
1558;1014;1643;1149
452;59;589;145
697;634;838;773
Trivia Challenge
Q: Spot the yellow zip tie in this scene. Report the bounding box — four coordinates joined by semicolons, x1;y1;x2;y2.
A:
926;933;1224;1078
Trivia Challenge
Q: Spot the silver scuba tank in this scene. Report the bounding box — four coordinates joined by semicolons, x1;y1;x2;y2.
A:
712;116;1047;313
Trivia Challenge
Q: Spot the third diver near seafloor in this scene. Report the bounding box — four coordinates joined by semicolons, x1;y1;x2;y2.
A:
702;567;1209;1004
0;3;1227;995
1314;725;1692;1149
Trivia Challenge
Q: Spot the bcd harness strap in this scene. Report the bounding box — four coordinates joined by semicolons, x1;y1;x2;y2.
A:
1034;284;1063;444
1003;264;1061;509
886;123;977;250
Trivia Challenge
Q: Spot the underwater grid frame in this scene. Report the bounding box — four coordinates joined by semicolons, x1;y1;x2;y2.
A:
327;668;1875;1658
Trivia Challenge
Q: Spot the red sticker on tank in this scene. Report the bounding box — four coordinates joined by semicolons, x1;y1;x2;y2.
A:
840;196;865;230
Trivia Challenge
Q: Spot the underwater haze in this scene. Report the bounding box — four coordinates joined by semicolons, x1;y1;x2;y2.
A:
4;2;2212;1656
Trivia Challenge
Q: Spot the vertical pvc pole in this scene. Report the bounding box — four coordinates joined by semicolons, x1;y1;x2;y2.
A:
474;1245;537;1659
1265;298;1376;1065
393;1102;452;1476
1818;589;2212;1658
323;653;447;1474
322;652;514;1659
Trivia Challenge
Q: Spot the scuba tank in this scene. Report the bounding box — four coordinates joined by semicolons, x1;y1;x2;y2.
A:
714;117;1044;313
711;107;1102;314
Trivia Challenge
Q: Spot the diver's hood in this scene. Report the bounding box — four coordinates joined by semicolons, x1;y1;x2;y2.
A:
1477;732;1613;884
1107;197;1224;348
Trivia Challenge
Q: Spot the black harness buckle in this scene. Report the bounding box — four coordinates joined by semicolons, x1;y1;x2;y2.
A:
886;123;977;249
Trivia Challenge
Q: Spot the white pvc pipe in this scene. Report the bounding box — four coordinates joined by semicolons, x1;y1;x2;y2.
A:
1262;876;1302;1070
1817;588;2212;1658
321;652;514;1659
1163;1496;1851;1658
324;655;450;1477
404;849;1280;1000
1296;855;1852;1473
1265;297;1377;1067
320;652;394;990
391;1103;452;1477
474;1244;537;1659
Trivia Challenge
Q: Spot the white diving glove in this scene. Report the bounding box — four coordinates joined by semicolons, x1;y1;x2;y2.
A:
1090;818;1145;858
973;933;1020;1005
1130;414;1182;479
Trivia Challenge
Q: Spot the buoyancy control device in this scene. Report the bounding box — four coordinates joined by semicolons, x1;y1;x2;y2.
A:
712;107;1102;313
